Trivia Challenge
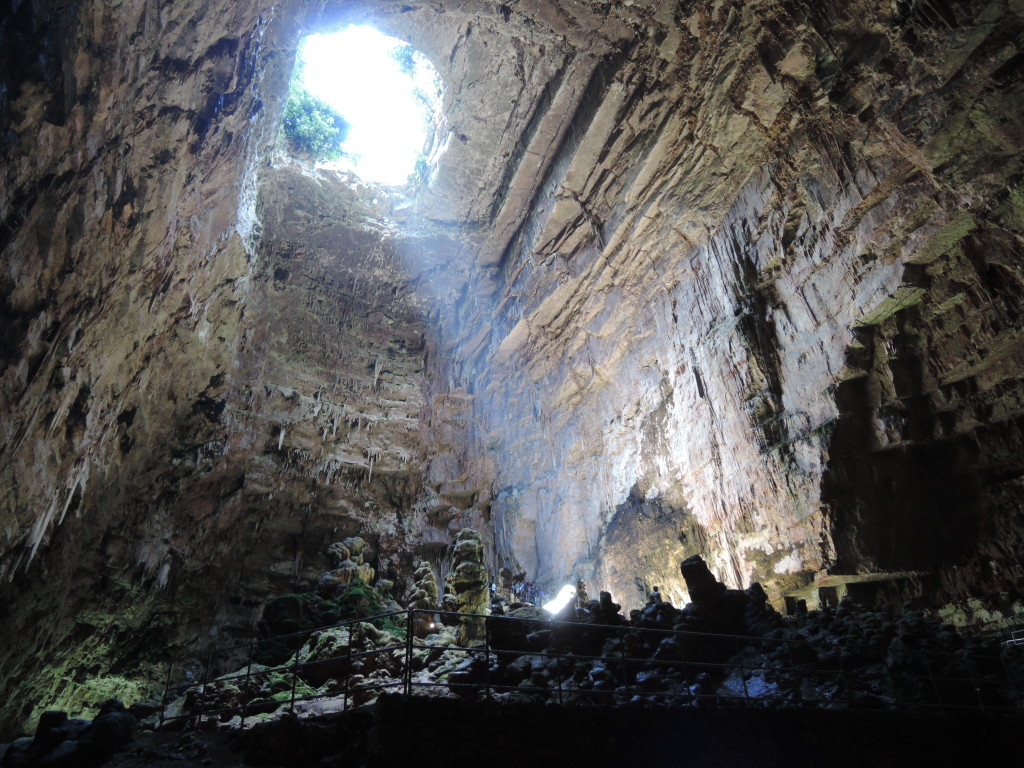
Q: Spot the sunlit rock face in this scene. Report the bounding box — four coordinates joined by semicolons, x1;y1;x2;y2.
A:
1;0;1023;736
441;0;1024;612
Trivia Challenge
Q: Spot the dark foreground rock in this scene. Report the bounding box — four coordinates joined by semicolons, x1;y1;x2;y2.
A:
97;694;1024;768
3;700;135;768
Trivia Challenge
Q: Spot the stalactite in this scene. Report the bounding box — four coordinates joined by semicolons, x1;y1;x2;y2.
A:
373;354;383;390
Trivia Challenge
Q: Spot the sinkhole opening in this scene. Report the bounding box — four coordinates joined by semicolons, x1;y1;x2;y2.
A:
281;26;443;187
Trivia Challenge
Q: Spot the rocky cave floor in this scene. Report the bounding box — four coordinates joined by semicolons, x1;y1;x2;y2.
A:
5;552;1024;768
163;554;1024;728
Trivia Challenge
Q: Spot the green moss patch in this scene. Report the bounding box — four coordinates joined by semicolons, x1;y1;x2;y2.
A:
257;580;405;665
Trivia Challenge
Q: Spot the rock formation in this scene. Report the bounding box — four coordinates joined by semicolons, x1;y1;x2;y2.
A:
447;528;489;644
2;700;136;768
2;0;1024;737
164;558;1024;727
408;558;440;636
317;537;375;596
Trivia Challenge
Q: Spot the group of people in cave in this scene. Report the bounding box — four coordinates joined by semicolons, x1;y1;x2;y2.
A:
507;575;546;606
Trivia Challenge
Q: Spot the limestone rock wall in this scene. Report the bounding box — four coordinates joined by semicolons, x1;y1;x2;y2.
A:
432;0;1024;610
243;164;433;567
0;0;574;732
0;0;301;734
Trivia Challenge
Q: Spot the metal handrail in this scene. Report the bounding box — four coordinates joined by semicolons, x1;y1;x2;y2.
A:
159;608;1024;728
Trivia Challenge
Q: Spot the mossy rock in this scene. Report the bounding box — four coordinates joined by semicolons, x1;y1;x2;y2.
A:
334;578;382;616
451;561;485;585
342;537;367;564
271;682;317;702
303;628;352;661
258;580;404;665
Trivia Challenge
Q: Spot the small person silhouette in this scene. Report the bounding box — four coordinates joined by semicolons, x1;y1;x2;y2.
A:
576;579;589;606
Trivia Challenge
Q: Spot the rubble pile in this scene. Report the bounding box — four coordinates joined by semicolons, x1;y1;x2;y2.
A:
162;554;1023;727
465;557;1022;709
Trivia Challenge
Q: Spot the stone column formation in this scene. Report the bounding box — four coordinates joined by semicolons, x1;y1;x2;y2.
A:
408;558;440;636
447;528;489;644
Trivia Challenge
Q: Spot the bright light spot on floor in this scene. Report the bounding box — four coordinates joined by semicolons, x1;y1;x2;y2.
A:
543;584;577;614
299;26;441;186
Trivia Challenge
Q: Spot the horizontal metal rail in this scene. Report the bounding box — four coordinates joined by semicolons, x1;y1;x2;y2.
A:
159;608;1024;729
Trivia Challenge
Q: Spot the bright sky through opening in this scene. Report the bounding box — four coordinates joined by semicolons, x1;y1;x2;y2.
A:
300;27;441;186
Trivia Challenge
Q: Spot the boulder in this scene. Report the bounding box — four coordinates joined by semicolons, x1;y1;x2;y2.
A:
679;555;726;603
83;700;135;755
2;738;34;768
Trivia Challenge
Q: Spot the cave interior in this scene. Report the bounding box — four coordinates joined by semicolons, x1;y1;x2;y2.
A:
2;0;1024;744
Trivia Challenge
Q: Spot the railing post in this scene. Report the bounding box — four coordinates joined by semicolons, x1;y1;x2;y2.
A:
885;656;902;709
159;655;174;730
736;637;750;705
405;610;414;697
1001;649;1021;709
922;653;945;712
345;622;355;710
240;639;255;728
556;644;563;705
963;653;985;711
786;637;803;706
197;650;214;724
485;617;491;702
619;626;628;700
288;638;302;715
677;628;689;698
836;649;850;706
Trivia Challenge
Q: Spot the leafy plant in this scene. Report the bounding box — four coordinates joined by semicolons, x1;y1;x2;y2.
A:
281;82;349;161
409;155;429;185
390;43;417;76
390;43;442;114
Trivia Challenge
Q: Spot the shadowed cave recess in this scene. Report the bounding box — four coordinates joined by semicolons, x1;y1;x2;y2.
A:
2;0;1024;750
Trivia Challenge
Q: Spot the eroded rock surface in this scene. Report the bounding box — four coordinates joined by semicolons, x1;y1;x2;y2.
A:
451;0;1024;614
